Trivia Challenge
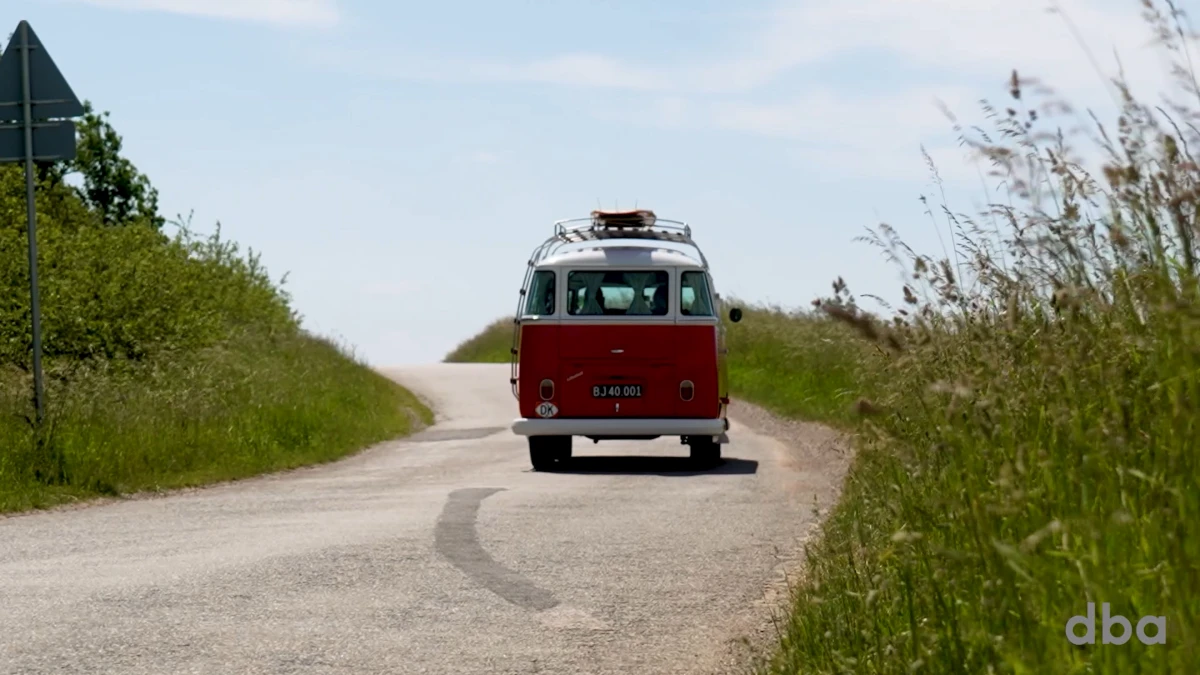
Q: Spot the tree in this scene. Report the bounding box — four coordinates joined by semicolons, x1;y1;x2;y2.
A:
0;33;161;230
69;101;164;229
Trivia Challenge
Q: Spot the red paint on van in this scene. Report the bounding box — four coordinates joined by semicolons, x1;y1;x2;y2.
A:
518;322;720;420
516;323;559;419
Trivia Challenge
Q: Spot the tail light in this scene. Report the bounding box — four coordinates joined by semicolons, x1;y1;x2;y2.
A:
679;380;694;401
539;379;555;400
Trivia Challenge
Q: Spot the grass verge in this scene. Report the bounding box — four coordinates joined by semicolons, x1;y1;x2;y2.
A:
0;332;432;513
444;5;1199;669
444;317;513;363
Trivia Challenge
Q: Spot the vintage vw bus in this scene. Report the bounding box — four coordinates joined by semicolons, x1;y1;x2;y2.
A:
509;210;742;471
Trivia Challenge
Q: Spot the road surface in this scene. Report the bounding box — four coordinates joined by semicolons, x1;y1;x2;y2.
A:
0;364;849;674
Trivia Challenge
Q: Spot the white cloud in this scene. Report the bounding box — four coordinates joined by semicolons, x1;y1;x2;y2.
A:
708;88;969;141
377;0;1171;99
477;53;670;91
308;0;1194;181
591;86;977;181
773;0;1179;105
440;150;502;167
469;151;501;165
305;0;1183;105
67;0;341;28
624;1;1193;181
713;89;975;181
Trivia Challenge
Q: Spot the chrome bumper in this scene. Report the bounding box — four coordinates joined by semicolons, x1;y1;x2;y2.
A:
511;417;726;438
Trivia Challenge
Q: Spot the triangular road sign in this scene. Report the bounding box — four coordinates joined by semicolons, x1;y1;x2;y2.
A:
0;20;84;123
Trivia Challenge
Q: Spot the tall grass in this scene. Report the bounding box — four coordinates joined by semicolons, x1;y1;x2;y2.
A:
0;332;431;512
760;4;1200;671
446;4;1199;670
721;303;877;426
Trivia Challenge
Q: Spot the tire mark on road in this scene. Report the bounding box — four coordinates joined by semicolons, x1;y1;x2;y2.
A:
407;426;506;443
434;487;559;611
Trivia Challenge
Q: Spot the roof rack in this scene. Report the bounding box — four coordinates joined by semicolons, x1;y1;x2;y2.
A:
524;210;709;270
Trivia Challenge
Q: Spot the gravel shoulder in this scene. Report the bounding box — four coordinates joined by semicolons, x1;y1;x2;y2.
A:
694;399;854;674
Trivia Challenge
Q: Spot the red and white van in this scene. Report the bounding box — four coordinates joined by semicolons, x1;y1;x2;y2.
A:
509;210;743;471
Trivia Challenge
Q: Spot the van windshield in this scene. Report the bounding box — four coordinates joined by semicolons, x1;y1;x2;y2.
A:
567;270;669;316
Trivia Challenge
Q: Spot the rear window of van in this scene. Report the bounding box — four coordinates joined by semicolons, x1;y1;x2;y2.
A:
567;270;670;316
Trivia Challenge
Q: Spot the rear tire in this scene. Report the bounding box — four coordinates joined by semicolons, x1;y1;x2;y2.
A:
529;435;572;471
688;436;721;466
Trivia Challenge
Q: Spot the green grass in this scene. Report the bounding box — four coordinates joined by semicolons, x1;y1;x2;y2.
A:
444;5;1199;670
721;303;876;426
0;332;431;512
0;106;431;514
444;316;514;363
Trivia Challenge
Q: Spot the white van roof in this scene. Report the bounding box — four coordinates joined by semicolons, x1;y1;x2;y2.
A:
524;209;711;272
539;245;703;269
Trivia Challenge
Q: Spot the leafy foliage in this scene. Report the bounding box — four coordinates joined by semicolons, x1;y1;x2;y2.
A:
0;166;295;364
0;84;426;506
69;102;164;229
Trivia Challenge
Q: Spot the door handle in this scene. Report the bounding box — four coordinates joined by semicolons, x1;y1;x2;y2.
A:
611;349;624;354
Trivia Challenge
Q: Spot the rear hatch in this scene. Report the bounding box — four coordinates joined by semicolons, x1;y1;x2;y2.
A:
558;323;676;417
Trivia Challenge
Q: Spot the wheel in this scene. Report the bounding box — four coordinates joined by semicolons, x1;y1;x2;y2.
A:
529;435;572;471
688;435;721;466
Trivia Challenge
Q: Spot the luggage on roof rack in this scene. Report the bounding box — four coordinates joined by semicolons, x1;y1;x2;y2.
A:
523;209;706;271
591;209;656;229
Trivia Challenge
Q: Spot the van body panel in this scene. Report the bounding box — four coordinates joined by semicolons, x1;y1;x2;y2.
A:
518;321;720;420
513;236;729;435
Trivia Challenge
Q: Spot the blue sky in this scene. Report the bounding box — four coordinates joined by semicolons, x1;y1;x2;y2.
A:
2;0;1182;364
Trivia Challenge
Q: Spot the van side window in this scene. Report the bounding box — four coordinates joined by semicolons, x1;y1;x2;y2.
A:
680;271;714;316
567;270;670;316
525;270;556;315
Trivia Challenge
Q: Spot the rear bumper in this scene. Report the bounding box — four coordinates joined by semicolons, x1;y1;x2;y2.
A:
512;417;726;437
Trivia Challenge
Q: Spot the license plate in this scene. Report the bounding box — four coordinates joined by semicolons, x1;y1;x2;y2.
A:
592;384;643;398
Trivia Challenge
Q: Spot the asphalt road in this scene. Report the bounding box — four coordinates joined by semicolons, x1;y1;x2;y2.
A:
0;364;849;675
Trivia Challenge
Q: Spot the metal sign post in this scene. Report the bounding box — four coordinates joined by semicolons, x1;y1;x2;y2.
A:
0;20;84;423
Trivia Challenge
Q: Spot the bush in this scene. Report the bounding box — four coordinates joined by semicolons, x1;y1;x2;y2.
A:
0;101;429;512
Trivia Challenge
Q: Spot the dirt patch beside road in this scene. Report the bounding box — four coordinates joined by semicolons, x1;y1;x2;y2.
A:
698;399;854;674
